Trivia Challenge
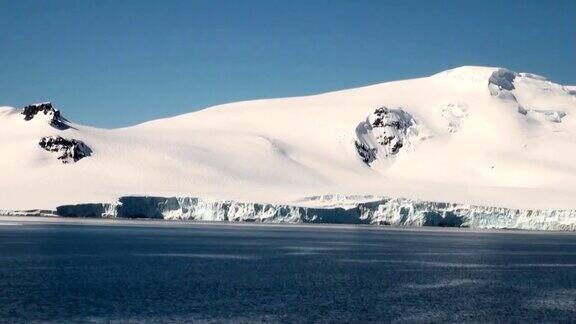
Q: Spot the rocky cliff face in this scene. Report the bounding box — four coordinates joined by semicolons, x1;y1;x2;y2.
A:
488;68;518;94
355;106;427;165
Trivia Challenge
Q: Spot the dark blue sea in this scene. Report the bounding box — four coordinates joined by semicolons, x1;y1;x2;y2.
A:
1;217;575;323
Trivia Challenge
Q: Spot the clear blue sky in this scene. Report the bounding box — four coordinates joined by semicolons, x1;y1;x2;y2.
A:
1;0;575;128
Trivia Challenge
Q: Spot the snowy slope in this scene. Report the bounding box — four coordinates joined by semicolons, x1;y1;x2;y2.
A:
1;66;576;211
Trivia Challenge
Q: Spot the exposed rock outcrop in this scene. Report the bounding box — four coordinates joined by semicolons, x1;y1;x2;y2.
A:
21;102;69;129
488;68;519;94
39;136;92;163
354;141;377;164
355;106;425;164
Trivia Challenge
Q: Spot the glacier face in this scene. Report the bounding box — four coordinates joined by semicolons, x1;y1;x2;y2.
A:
46;195;576;231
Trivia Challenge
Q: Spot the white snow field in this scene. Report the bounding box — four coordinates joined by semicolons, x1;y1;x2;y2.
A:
2;66;576;228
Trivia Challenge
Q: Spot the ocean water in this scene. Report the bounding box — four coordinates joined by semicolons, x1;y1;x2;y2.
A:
0;218;575;322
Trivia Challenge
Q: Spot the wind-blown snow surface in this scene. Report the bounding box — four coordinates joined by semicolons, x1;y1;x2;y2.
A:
2;66;576;224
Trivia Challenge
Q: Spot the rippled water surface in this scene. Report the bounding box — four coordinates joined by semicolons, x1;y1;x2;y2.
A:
1;218;575;322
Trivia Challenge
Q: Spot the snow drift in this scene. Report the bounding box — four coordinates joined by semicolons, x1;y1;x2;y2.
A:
2;66;576;229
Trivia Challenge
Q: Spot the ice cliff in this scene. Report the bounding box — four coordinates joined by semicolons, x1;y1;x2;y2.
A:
40;195;576;231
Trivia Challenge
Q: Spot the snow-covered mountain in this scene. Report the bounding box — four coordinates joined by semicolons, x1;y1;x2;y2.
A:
2;66;576;215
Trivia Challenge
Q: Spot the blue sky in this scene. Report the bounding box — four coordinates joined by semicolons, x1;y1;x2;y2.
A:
1;0;575;128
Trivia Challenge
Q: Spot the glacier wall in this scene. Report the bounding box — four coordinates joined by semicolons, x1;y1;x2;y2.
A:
48;195;576;230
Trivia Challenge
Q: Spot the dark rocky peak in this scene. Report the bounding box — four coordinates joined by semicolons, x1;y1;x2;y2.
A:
488;68;519;96
22;102;69;129
39;136;92;163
